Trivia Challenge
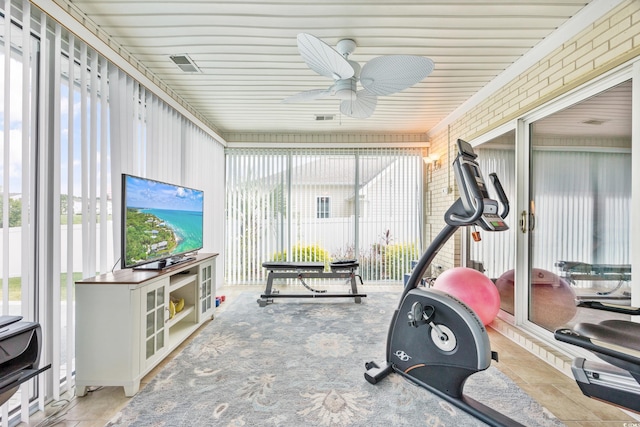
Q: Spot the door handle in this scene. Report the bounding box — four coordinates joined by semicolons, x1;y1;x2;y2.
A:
529;200;536;231
529;212;536;231
520;211;527;233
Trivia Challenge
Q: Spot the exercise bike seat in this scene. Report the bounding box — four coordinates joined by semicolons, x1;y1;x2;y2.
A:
574;320;640;352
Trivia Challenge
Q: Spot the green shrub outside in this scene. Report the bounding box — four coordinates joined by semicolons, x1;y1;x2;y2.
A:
271;243;331;269
384;242;419;280
270;241;418;280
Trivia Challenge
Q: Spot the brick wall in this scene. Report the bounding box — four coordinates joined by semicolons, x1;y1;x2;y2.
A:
426;0;640;270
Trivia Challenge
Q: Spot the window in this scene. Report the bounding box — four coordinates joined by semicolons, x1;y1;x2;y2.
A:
225;148;423;283
1;2;40;415
0;2;224;422
317;196;330;218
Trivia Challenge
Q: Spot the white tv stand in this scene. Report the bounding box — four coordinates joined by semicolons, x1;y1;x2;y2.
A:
75;253;217;397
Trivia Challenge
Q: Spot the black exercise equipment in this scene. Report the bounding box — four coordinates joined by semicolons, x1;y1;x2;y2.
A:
0;315;50;406
364;139;522;427
555;301;640;413
257;259;366;307
555;260;631;299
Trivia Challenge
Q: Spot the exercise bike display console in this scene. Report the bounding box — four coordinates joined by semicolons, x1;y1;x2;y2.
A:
364;139;521;427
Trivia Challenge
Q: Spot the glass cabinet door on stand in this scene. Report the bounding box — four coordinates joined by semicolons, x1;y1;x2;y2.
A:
143;279;168;368
199;260;215;320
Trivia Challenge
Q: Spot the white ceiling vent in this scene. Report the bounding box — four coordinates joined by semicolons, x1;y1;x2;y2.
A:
169;54;201;73
315;115;335;121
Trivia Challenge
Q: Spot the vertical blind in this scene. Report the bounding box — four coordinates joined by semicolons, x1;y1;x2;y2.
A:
531;150;631;271
469;148;631;281
0;1;225;423
469;148;516;279
225;148;423;284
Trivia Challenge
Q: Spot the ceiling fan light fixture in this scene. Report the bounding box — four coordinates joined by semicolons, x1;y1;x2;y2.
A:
333;79;357;100
335;88;356;100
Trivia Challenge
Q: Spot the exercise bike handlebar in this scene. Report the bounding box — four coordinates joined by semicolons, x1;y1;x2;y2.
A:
447;162;485;226
489;172;509;219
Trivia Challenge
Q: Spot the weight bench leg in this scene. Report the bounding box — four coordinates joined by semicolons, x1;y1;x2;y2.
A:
350;273;362;304
257;271;277;307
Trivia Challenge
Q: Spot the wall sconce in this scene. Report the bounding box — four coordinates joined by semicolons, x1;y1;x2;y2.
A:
423;154;441;170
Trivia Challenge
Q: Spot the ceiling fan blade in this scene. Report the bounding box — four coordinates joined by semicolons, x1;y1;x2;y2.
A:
340;91;377;119
360;55;434;96
283;88;332;103
297;33;354;80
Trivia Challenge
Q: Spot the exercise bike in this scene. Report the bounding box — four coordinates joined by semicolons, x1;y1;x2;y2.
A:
555;301;640;413
364;139;522;427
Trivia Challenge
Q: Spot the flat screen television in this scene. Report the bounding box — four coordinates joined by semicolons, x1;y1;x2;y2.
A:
121;174;204;270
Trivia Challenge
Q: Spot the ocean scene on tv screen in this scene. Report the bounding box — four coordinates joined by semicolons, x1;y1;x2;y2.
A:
124;175;203;267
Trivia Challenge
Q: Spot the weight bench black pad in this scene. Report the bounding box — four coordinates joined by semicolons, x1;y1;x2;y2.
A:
261;262;325;271
330;259;359;271
261;259;359;271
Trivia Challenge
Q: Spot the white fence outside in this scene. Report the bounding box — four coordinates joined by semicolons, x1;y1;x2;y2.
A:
0;223;116;278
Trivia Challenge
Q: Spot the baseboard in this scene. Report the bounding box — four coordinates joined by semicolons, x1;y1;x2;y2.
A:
489;317;574;378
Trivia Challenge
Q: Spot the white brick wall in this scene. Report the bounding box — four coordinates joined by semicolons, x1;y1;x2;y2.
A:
427;0;640;268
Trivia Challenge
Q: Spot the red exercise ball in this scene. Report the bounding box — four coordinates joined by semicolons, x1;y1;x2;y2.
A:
433;267;501;325
495;268;576;331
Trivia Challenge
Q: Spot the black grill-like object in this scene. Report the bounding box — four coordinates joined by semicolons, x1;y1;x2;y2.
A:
0;316;50;406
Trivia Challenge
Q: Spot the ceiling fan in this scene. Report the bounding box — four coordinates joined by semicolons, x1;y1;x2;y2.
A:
284;33;435;119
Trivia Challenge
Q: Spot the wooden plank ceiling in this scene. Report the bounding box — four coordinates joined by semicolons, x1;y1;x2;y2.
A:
52;1;618;139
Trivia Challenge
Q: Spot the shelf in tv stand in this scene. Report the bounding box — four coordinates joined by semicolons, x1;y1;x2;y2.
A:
167;304;195;328
169;272;197;291
168;312;198;348
167;270;198;345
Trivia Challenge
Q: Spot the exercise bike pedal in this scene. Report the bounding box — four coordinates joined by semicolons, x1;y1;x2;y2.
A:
364;361;393;384
364;361;378;370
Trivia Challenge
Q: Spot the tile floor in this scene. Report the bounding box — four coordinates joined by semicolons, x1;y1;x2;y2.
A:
24;285;640;426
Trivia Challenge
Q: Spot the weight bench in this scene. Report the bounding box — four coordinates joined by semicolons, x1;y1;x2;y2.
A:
555;260;631;300
257;259;366;307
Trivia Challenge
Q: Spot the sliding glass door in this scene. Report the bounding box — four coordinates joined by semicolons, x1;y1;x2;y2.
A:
468;72;636;338
527;80;632;332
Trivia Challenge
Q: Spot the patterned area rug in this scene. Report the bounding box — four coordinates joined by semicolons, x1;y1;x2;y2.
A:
108;292;564;426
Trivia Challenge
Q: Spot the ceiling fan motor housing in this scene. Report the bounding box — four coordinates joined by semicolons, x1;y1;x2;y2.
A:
336;38;357;56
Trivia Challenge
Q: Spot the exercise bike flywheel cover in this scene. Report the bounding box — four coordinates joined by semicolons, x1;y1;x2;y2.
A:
431;324;457;352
